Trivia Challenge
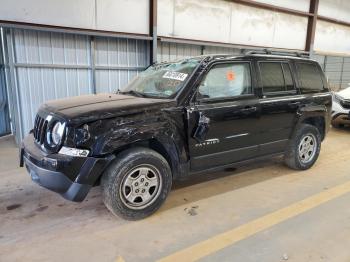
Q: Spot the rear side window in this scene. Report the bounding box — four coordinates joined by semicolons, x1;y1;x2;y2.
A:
198;63;251;99
259;62;295;93
296;63;324;93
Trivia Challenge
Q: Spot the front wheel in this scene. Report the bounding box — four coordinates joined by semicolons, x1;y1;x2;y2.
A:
284;124;321;170
101;147;172;220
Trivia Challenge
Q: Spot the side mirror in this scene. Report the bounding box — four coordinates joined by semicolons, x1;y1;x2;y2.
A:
192;112;210;143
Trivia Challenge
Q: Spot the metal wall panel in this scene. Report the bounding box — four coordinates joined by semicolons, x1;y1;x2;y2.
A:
324;56;345;91
342;58;350;90
13;30;91;65
95;37;149;93
158;42;241;63
157;42;202;62
309;54;350;91
9;29;92;137
4;28;150;140
0;35;11;136
16;68;92;135
203;46;241;55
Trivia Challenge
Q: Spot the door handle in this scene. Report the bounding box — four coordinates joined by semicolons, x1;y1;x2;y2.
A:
288;101;301;107
288;101;300;106
241;106;257;113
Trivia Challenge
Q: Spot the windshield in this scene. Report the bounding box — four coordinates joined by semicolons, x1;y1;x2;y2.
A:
120;58;201;98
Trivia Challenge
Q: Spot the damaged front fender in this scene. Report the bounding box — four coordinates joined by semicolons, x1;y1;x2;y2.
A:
72;108;189;179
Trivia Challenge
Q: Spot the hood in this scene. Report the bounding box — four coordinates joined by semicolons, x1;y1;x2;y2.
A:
40;93;175;125
336;87;350;99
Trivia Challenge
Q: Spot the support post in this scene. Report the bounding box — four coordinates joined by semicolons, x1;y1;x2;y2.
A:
305;0;319;54
6;29;23;142
90;36;97;94
150;0;157;64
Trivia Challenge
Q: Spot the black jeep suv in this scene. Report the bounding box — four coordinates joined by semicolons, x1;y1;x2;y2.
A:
21;52;332;220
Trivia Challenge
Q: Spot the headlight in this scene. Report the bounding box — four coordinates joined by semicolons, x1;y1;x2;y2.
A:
51;122;65;145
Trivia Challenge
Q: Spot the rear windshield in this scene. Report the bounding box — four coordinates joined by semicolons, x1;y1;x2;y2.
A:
296;63;325;93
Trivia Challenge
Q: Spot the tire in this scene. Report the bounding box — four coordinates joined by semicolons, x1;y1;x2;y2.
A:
101;147;172;220
284;124;321;170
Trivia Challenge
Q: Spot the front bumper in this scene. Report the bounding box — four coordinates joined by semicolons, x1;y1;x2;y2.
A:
20;134;114;202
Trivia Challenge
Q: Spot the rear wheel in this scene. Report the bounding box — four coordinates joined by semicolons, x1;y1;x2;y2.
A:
101;147;172;220
284;124;321;170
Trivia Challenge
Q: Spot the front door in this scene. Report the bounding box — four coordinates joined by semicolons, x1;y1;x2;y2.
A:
186;61;260;171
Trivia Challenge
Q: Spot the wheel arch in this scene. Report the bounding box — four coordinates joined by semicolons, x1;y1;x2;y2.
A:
110;137;183;181
294;105;329;141
301;116;325;140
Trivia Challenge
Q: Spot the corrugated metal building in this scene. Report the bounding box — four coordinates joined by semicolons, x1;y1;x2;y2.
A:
0;28;150;142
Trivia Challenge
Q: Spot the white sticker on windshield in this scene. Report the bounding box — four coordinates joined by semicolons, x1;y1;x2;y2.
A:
163;71;188;81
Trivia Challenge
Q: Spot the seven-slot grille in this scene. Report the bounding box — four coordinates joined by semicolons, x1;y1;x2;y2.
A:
33;115;48;145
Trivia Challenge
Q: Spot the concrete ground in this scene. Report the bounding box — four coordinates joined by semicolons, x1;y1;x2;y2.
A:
1;127;350;262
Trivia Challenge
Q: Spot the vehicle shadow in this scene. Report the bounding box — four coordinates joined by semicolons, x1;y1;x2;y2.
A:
159;156;296;212
331;125;350;132
1;136;296;230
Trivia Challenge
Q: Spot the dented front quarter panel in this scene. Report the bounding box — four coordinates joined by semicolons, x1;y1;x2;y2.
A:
71;101;189;178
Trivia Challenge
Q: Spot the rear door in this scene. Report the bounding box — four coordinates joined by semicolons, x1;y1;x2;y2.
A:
256;60;302;155
186;61;261;171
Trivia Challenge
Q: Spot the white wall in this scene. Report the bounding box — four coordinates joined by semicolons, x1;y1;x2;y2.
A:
158;0;307;49
229;4;307;50
318;0;350;24
158;0;308;50
0;0;149;35
96;0;149;34
158;0;350;54
2;0;350;55
314;0;350;54
314;20;350;54
251;0;310;12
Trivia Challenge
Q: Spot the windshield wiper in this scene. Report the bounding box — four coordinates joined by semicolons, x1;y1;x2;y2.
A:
119;90;147;98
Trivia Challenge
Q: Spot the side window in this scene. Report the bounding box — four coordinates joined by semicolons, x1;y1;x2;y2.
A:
259;62;295;93
260;62;285;93
198;63;251;99
296;63;324;92
282;63;294;90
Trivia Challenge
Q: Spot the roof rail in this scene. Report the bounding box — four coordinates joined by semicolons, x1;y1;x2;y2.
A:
245;49;309;58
